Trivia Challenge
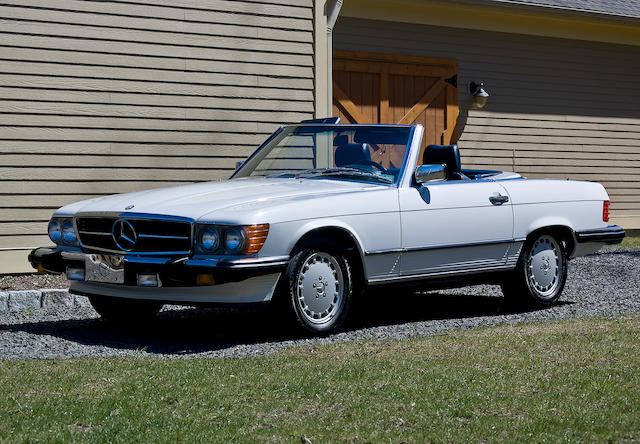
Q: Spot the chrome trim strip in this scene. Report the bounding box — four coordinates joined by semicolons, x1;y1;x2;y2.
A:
364;248;404;255
78;230;111;236
124;256;174;265
365;239;517;255
399;124;424;189
368;264;515;285
82;247;191;256
186;255;290;269
138;234;190;240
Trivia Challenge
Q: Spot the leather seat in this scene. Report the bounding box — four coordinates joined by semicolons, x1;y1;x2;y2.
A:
423;144;468;180
335;143;371;167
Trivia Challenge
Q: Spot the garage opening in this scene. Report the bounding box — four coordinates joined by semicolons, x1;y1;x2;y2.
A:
332;51;459;163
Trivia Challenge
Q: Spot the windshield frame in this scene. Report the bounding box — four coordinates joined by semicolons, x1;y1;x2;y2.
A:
231;123;418;188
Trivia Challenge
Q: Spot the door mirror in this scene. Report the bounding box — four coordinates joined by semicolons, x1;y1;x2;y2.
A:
415;164;447;184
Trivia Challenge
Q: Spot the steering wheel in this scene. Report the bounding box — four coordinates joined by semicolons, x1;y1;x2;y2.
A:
345;160;387;173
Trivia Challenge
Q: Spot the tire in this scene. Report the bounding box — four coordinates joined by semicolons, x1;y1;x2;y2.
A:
501;233;568;307
280;244;353;335
88;295;163;323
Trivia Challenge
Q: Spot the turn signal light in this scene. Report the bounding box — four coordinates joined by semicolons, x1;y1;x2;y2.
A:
245;224;270;255
603;200;610;222
196;274;215;286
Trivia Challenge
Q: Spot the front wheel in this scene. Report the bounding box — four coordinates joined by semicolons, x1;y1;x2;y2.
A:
282;245;353;335
501;233;567;307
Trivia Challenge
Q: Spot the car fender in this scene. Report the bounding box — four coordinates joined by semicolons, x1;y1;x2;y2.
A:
524;216;575;238
278;219;368;275
288;219;366;254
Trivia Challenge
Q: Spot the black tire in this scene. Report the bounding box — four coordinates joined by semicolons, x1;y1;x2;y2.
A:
501;232;568;307
88;295;163;323
279;243;354;335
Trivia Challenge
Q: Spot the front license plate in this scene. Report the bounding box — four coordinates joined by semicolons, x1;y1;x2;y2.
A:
85;254;125;284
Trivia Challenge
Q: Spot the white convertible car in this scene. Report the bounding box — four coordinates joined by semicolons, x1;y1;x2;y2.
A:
30;119;625;334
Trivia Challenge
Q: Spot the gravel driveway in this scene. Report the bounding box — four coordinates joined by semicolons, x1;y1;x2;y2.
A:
1;247;638;360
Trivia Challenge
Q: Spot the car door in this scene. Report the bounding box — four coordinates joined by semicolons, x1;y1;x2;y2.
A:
398;180;515;278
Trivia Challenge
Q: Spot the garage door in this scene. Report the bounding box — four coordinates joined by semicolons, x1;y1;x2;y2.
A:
332;50;458;161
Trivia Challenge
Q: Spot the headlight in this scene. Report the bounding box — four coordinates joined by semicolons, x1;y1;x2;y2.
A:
199;227;220;251
48;219;62;243
48;217;77;245
62;220;77;244
224;227;246;253
195;224;269;255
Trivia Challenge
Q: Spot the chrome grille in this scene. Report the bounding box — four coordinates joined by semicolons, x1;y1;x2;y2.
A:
76;215;192;255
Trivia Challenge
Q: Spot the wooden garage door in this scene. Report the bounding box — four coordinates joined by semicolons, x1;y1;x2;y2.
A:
332;51;458;162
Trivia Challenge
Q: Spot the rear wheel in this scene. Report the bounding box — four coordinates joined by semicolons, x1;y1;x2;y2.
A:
281;244;353;335
501;233;567;307
89;295;163;323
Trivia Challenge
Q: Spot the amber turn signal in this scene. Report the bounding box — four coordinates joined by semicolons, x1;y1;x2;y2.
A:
603;200;610;222
196;274;215;286
245;224;270;255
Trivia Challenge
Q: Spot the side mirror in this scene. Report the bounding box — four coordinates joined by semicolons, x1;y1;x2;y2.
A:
235;161;244;170
414;164;447;184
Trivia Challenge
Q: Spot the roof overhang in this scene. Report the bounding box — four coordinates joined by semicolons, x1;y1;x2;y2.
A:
340;0;640;46
447;0;640;24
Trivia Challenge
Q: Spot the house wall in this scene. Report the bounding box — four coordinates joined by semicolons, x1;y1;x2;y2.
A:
334;16;640;230
0;0;314;272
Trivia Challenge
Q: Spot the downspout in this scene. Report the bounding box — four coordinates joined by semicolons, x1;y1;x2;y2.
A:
326;0;343;116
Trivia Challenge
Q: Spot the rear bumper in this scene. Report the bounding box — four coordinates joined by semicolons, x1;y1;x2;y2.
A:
29;246;288;303
575;225;626;245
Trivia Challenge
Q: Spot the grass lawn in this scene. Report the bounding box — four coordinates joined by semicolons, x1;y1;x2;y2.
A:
619;235;640;249
1;316;638;443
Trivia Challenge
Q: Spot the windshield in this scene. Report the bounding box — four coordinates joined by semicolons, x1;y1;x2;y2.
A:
233;125;414;186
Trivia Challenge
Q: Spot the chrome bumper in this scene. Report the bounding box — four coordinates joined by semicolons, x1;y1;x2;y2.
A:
29;247;288;287
575;225;625;245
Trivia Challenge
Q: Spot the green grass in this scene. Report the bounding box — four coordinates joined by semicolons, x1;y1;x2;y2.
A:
1;316;639;443
619;235;640;248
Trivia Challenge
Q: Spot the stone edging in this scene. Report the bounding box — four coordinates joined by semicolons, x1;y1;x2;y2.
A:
0;289;88;312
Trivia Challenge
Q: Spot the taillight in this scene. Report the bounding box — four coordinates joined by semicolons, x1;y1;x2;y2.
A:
603;200;610;222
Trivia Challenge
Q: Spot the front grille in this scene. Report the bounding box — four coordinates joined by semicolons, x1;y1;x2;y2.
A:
76;215;192;255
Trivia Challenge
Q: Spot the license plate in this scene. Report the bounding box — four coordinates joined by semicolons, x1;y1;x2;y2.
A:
85;254;125;284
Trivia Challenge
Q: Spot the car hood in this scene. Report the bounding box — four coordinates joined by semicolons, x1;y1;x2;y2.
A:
59;177;385;221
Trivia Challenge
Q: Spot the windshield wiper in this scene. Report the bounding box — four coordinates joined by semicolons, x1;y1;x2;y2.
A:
294;167;394;184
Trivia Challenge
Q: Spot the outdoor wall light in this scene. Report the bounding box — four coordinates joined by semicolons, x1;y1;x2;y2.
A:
469;81;489;108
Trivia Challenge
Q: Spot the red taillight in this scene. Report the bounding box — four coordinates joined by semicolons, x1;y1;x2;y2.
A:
603;200;610;222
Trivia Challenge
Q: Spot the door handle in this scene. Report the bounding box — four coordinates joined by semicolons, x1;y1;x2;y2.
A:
489;194;509;205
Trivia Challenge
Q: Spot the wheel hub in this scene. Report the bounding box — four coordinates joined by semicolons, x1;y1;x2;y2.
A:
527;235;561;297
296;252;343;324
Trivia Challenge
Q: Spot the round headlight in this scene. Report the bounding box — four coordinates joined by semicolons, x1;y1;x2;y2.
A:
224;228;246;253
48;219;62;244
200;227;220;251
62;219;76;244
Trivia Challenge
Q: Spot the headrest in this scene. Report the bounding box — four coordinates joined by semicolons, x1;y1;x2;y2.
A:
333;134;348;146
335;143;371;167
423;144;461;174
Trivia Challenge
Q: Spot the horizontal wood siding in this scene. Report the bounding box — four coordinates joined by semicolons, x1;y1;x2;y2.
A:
0;0;314;272
335;18;640;228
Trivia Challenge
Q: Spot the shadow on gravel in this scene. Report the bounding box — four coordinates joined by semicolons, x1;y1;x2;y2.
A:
0;290;573;356
593;249;640;256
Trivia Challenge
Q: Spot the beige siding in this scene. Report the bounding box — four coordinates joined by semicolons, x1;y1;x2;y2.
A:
0;0;313;273
335;17;640;229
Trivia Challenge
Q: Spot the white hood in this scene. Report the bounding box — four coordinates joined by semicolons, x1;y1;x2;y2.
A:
56;177;383;221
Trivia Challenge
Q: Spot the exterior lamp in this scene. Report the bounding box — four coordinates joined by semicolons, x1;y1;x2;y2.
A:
469;81;489;108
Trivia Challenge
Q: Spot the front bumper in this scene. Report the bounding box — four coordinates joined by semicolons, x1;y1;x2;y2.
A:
29;247;288;303
575;225;626;245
